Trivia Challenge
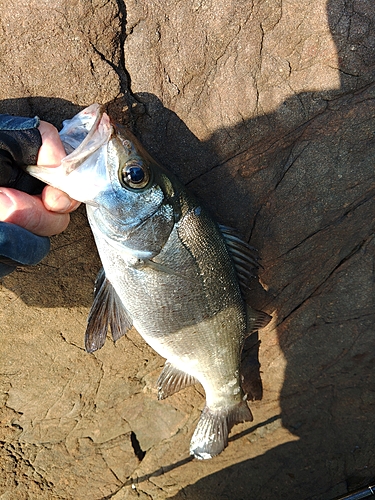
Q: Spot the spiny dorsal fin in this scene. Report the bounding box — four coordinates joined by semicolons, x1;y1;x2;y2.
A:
157;361;198;400
219;224;259;295
85;268;132;353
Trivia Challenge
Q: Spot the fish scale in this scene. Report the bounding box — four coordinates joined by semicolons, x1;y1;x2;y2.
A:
27;103;271;459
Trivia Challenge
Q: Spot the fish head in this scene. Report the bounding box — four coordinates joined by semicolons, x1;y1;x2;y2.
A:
27;104;181;258
92;123;181;258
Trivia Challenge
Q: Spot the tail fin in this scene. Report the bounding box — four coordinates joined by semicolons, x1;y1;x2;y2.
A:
190;401;253;460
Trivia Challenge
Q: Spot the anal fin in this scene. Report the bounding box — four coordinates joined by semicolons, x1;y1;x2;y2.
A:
190;401;253;460
157;361;198;400
85;268;132;353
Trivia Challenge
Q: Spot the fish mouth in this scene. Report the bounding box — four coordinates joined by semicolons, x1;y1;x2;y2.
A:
26;104;113;204
61;103;110;173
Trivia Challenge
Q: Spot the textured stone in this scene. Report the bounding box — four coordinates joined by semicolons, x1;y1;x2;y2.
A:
1;0;375;499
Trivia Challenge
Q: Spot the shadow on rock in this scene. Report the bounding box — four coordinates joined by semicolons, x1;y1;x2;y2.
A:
1;0;375;496
164;0;375;498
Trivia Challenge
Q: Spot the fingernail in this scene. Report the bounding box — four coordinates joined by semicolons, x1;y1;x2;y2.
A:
53;194;73;213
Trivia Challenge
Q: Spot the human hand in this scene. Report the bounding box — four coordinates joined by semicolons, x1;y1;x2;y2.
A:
0;115;82;277
0;121;80;237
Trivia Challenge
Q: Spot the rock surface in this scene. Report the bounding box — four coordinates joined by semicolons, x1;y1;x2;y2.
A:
0;0;374;499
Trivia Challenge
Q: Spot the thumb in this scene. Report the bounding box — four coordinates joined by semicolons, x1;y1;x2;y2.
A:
0;187;70;237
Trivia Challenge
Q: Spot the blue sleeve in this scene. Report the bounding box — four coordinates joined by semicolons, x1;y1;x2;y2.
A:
0;222;50;277
0;115;40;131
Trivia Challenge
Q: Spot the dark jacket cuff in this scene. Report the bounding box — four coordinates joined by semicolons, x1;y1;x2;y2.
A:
0;221;50;277
0;120;44;193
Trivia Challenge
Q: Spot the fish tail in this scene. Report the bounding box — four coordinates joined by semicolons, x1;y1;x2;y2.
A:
190;401;253;460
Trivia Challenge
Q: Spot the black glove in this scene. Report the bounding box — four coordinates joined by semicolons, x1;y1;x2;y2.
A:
0;115;45;194
0;114;50;277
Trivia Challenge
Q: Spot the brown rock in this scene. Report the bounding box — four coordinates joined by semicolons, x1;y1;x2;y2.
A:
1;0;374;499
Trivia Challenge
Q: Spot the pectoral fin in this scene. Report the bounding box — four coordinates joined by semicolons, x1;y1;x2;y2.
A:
85;268;132;353
157;361;198;400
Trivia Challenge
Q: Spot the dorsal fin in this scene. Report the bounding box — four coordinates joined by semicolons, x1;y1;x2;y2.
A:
219;224;259;295
157;361;198;400
85;268;133;353
246;305;272;334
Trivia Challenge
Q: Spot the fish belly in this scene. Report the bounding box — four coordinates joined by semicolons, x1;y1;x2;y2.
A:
139;307;245;408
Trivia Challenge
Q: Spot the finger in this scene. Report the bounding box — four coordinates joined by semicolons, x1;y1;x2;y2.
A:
42;185;81;213
0;187;70;237
37;121;67;167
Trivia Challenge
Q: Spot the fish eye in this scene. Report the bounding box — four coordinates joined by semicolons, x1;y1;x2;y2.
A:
119;160;150;189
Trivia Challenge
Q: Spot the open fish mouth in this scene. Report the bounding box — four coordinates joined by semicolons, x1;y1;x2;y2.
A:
27;104;113;205
60;104;111;173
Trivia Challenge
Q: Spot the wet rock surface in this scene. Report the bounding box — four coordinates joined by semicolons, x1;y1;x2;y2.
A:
0;0;374;499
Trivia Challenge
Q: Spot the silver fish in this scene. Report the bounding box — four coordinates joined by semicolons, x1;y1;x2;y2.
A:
28;104;270;459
